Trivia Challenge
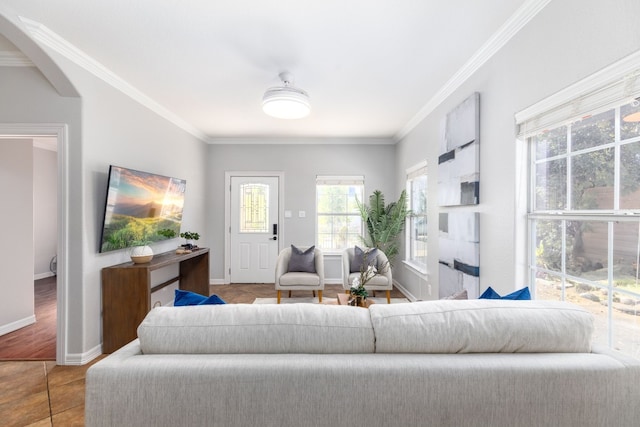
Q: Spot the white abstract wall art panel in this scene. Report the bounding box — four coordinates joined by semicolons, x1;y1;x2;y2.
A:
438;92;480;206
438;211;479;298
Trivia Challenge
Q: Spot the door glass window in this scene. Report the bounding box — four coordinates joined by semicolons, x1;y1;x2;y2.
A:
239;183;269;233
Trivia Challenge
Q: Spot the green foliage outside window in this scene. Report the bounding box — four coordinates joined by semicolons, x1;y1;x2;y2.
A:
534;105;640;284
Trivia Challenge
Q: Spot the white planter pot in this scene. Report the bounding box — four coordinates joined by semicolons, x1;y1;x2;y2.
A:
130;245;154;263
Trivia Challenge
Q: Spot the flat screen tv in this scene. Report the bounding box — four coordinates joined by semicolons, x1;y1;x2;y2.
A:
99;165;186;253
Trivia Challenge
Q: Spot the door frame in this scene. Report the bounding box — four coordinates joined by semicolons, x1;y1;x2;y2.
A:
0;123;68;364
224;171;284;284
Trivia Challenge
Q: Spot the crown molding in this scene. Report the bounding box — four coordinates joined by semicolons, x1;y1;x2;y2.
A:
0;50;33;66
206;136;396;145
18;16;208;142
395;0;552;141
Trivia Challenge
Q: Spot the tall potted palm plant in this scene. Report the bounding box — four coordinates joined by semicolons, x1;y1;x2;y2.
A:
356;190;410;266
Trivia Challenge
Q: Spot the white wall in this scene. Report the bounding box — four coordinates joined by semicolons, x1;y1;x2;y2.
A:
0;139;34;335
207;143;396;282
33;146;57;279
394;0;640;300
50;58;208;360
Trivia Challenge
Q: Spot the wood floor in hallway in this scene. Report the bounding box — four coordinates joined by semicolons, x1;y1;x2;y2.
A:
0;277;56;361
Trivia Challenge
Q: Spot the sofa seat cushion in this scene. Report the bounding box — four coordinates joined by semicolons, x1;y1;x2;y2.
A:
137;304;374;354
346;272;388;288
279;271;321;287
370;300;594;354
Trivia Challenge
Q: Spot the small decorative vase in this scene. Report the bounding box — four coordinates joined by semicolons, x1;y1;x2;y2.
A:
130;245;154;263
348;294;366;307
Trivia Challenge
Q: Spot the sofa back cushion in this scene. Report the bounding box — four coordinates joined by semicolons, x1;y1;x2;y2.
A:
138;304;374;354
370;300;594;354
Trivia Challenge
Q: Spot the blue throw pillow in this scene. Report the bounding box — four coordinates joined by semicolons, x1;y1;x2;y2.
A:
174;289;226;306
478;287;501;299
479;286;531;300
199;294;226;305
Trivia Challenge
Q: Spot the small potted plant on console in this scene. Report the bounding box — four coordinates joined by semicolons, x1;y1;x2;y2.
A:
179;231;200;251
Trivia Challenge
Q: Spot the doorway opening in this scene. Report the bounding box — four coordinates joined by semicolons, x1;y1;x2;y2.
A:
0;124;68;364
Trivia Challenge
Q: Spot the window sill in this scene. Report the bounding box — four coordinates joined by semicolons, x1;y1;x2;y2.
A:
402;260;428;277
321;251;345;257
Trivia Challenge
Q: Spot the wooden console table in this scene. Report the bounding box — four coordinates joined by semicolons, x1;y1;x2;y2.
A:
101;248;210;353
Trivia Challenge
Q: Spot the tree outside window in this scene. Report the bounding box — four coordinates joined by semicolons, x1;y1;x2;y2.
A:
531;102;640;357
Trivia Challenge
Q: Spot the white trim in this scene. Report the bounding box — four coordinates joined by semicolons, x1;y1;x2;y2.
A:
316;175;365;185
402;259;428;277
224;171;285;284
515;49;640;124
63;344;103;366
0;51;34;66
396;0;551;140
18;16;208;143
208;137;395;145
393;280;419;302
209;279;226;285
0;315;35;336
0;123;69;365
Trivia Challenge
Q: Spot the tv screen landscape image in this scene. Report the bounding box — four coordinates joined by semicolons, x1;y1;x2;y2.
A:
99;165;186;253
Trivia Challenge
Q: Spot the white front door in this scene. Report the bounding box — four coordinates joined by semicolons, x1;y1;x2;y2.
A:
229;176;280;283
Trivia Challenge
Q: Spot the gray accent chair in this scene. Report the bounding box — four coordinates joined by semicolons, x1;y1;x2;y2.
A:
342;247;393;303
275;246;324;303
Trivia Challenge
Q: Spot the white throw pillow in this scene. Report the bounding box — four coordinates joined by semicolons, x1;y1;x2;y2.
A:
369;300;594;353
138;304;375;354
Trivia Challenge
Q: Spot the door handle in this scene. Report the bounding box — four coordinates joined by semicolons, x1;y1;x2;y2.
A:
269;236;277;241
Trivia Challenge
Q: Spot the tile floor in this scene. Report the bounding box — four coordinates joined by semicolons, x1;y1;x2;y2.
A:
0;283;407;426
0;356;106;426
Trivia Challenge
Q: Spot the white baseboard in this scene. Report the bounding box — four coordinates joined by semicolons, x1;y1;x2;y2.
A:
34;271;55;281
393;280;418;302
209;279;226;285
0;315;36;336
62;343;103;366
324;278;343;285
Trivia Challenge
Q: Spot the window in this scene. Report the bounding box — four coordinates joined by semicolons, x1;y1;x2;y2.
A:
405;162;428;272
316;176;364;252
239;183;269;233
518;62;640;358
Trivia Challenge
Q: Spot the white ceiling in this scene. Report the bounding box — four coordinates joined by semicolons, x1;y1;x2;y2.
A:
1;0;538;141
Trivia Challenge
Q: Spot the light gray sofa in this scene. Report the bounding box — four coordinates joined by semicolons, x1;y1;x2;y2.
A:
86;300;640;427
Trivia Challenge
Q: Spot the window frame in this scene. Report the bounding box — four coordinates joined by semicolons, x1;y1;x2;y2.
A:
404;161;428;274
516;53;640;357
525;102;640;355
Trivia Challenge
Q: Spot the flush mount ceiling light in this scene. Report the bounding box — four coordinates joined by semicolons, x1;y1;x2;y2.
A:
262;72;310;119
